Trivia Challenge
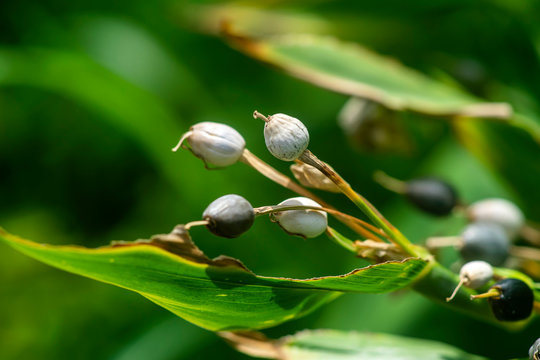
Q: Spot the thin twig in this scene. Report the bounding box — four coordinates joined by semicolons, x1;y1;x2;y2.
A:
426;236;463;249
326;227;357;253
446;278;465;302
298;150;418;256
255;204;387;241
172;131;193;152
470;288;501;300
510;245;540;262
240;149;383;241
521;224;540;247
184;220;210;230
373;170;407;194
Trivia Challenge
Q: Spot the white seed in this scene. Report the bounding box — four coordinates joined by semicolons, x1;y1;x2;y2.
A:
529;338;540;360
273;197;327;238
467;198;524;239
459;260;493;289
264;113;309;161
174;122;245;167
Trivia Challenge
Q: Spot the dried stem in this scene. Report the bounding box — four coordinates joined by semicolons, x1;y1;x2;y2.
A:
298;150;418;256
218;331;283;359
426;236;463;249
172;131;193;152
254;204;387;241
510;245;540;262
446;277;465;302
184;220;210;230
521;224;540;247
253;110;270;122
240;149;382;240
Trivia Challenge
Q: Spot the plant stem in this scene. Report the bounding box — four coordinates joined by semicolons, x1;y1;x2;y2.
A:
299;150;418;256
470;288;501;300
326;227;357;253
328;227;524;328
171;131;193;152
425;236;463;249
521;223;540;246
373;170;407;194
254;204;386;241
184;220;210;230
240;149;379;240
253;110;270;123
510;245;540;262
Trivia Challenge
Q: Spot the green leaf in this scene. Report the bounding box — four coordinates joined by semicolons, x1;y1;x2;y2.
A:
222;330;486;360
225;31;540;216
280;330;486;360
0;228;428;332
227;33;510;119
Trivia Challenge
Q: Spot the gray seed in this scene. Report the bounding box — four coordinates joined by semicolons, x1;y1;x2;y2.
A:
460;222;510;266
203;194;254;238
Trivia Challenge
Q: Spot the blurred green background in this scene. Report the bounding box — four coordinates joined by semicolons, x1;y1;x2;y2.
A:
1;1;540;359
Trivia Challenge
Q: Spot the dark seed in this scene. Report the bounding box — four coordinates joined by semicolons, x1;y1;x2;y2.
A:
460;222;509;266
202;194;254;238
488;278;533;322
405;177;458;216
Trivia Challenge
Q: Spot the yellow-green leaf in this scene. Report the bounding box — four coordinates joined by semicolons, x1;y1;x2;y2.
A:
222;330;486;360
227;33;510;118
0;227;427;331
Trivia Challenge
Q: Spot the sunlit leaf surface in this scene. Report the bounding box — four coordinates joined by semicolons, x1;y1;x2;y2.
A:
223;329;485;360
279;330;485;360
226;33;511;119
0;228;427;331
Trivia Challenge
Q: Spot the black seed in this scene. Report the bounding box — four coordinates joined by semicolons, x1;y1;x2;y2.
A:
488;278;534;322
460;223;509;266
202;194;254;238
405;177;458;216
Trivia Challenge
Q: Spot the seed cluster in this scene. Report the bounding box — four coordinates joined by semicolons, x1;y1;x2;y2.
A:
172;110;536;330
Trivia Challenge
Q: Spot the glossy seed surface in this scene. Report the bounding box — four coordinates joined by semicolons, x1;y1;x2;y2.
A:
488;278;533;322
405;177;458;216
203;194;254;238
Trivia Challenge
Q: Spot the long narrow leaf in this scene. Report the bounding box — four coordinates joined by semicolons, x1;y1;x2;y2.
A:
222;329;486;360
226;33;511;119
0;227;427;331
